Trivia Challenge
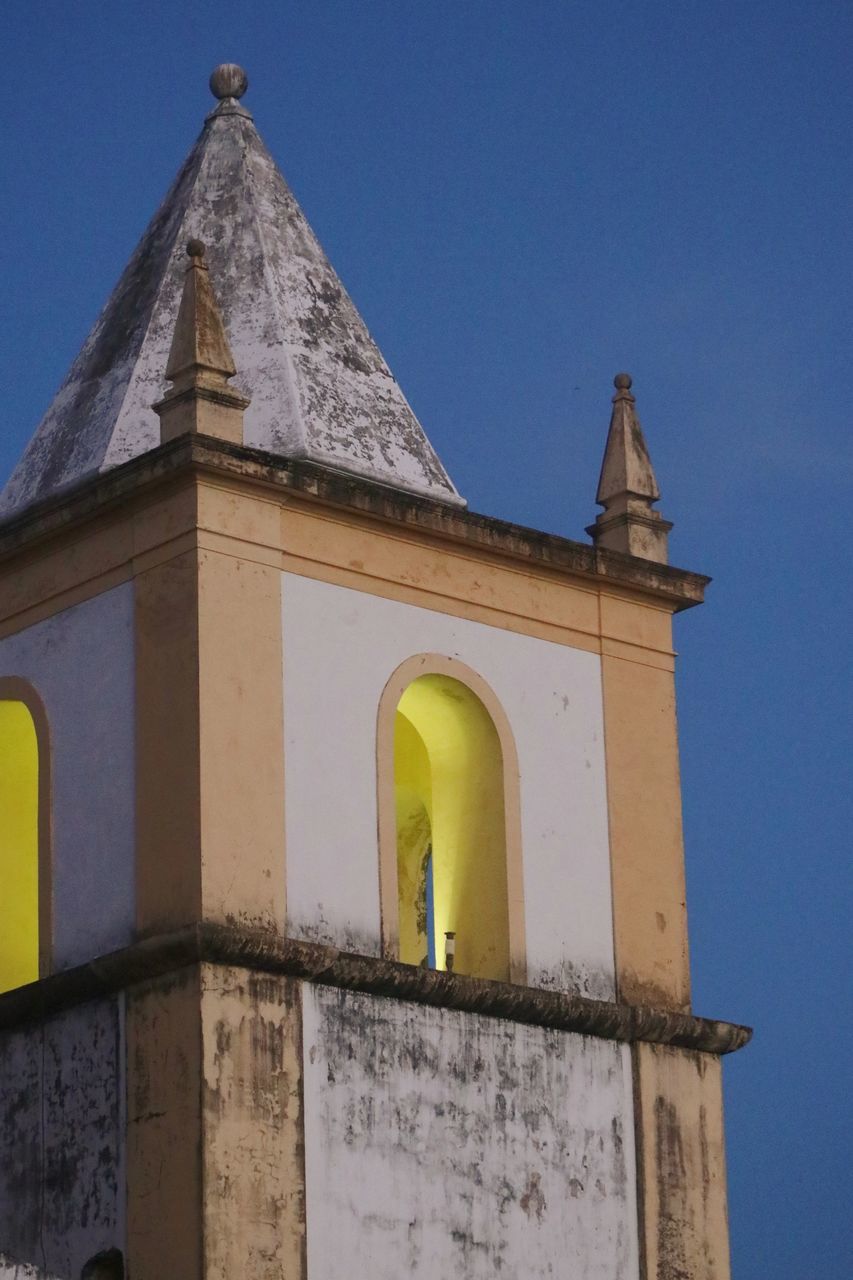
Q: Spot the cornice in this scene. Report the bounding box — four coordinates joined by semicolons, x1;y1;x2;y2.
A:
0;435;710;611
0;922;750;1056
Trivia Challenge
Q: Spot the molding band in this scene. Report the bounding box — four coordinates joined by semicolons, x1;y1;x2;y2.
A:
0;923;751;1055
0;435;709;611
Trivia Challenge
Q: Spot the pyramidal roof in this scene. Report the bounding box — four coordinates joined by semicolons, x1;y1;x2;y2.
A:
0;64;464;517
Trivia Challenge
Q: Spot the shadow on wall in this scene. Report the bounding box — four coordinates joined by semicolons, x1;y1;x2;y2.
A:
80;1250;123;1280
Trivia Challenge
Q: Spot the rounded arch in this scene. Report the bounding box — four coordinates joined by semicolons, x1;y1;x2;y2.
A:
377;654;526;984
0;676;52;988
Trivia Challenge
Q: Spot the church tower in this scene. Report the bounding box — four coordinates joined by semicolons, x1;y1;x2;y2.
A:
0;66;749;1280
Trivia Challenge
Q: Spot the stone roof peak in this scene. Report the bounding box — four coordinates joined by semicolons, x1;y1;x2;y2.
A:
1;66;463;516
586;374;672;563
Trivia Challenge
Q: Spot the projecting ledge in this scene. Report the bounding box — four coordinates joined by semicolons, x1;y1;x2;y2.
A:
0;434;709;612
0;924;751;1056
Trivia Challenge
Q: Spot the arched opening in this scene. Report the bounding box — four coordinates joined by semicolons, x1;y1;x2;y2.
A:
392;671;511;982
0;697;41;992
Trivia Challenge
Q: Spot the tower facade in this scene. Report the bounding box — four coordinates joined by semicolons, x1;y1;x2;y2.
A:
0;67;748;1280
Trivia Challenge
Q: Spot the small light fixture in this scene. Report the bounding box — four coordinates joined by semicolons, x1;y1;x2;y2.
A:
444;930;456;972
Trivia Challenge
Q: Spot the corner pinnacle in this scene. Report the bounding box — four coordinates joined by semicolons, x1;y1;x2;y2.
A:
153;240;250;446
586;373;672;563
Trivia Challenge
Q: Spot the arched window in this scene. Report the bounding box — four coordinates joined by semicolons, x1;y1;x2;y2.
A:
378;656;525;984
0;682;49;993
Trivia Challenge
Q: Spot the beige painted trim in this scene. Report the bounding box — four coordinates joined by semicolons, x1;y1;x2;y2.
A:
601;647;691;1011
376;653;527;985
0;469;681;669
200;964;306;1277
0;675;53;978
280;504;606;644
196;549;286;933
135;549;203;934
599;592;675;654
0;480;199;635
633;1042;732;1280
601;636;675;672
127;963;306;1280
127;967;204;1280
0;567;134;642
135;541;287;938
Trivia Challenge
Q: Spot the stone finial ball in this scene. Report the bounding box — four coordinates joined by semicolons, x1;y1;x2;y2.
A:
186;239;206;259
209;63;249;100
614;373;633;390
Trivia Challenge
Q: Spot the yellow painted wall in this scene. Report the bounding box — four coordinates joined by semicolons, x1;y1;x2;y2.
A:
0;701;39;992
394;713;433;966
394;675;509;981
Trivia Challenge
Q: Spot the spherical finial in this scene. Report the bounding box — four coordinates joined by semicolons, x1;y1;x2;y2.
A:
186;239;206;260
614;373;633;391
209;64;249;101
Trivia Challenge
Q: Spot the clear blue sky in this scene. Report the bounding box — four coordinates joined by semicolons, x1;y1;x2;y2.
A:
3;4;851;1275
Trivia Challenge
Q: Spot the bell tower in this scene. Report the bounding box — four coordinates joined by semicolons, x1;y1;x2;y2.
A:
0;65;749;1280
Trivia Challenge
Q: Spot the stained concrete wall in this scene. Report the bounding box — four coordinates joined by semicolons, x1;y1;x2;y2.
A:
200;965;305;1280
634;1042;732;1280
282;573;615;998
0;586;135;969
302;984;640;1279
0;997;124;1277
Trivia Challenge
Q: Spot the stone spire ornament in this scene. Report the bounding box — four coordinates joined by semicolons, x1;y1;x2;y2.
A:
153;240;250;445
586;374;672;563
207;62;252;120
209;62;249;102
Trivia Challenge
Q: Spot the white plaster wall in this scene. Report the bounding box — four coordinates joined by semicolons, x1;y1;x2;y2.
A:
0;585;135;969
0;1263;63;1280
302;985;639;1279
282;572;614;996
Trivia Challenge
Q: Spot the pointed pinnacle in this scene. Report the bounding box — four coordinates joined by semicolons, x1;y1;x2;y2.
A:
595;373;660;505
586;374;671;563
154;241;249;446
164;240;238;390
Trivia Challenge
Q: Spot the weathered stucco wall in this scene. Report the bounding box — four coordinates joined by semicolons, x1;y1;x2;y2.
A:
126;964;306;1280
302;984;639;1278
0;997;124;1277
200;965;305;1280
0;585;135;970
282;573;615;997
634;1042;731;1280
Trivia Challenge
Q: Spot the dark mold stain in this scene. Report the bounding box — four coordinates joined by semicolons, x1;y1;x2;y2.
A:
654;1093;691;1280
0;997;122;1276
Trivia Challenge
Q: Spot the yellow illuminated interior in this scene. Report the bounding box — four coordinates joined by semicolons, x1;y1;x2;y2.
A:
0;701;39;992
394;674;509;981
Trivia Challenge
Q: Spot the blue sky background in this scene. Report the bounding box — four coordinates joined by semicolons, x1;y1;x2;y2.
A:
2;4;851;1275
